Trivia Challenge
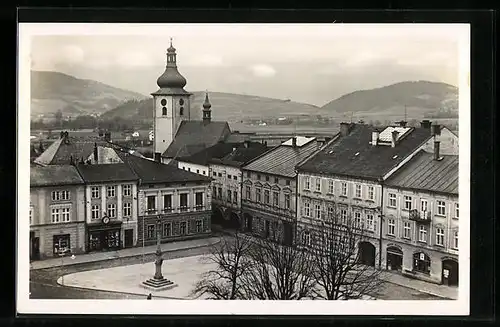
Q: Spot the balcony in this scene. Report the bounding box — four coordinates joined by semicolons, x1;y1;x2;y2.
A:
409;209;431;223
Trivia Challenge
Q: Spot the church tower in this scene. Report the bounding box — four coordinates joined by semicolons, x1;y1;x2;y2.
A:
151;38;192;162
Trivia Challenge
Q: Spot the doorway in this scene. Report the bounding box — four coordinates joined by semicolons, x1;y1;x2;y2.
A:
442;259;459;286
264;220;270;238
30;231;40;260
245;214;253;233
283;222;293;246
124;229;134;248
386;246;403;271
358;242;376;267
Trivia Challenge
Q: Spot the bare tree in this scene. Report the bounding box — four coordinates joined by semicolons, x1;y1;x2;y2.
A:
239;230;317;300
305;204;386;300
190;231;253;299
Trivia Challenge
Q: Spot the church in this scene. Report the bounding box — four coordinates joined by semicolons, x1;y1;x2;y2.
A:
151;39;235;164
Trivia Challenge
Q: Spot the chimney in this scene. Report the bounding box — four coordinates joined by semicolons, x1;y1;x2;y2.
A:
391;130;399;148
292;137;297;147
93;143;98;163
340;122;351;136
431;124;441;137
434;140;441;160
420;120;432;129
371;129;380;146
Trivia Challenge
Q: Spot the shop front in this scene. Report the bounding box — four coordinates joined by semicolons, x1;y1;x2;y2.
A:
87;217;123;252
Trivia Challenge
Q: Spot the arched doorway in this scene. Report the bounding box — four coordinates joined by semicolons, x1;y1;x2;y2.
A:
386;246;403;271
442;259;459;286
358;242;376;267
227;212;241;230
211;207;225;226
413;252;431;274
243;213;253;233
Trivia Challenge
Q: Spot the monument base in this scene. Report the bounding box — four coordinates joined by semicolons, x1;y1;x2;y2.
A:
141;277;177;292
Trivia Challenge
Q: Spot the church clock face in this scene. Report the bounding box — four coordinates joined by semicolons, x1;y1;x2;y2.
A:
161;99;167;106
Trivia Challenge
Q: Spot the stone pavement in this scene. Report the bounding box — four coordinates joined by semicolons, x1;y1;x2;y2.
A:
381;271;458;300
30;237;221;270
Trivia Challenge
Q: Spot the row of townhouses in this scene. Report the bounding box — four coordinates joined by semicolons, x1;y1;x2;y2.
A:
173;119;459;286
30;135;212;260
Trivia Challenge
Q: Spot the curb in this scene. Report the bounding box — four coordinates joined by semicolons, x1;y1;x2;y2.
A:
383;279;456;300
33;237;221;271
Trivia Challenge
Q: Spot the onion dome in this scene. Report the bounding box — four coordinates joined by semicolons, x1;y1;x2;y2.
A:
156;38;187;89
203;92;212;110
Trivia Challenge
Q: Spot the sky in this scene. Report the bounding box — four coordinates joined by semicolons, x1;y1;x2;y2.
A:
27;24;466;106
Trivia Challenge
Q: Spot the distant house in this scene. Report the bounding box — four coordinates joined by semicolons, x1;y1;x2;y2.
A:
132;131;140;138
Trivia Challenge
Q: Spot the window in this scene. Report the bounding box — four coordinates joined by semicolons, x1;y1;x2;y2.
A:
213;171;217;177
366;214;374;231
233;175;237;180
327;205;334;219
29;207;33;225
273;191;279;206
340;209;347;224
284;193;290;209
53;234;70;255
368;186;374;201
421;199;428;212
203;171;206;175
403;222;411;239
218;172;222;177
91;187;100;199
218;187;222;199
245;186;251;200
227;190;232;203
315;178;321;192
122;185;131;197
163;222;171;237
355;184;362;198
388;193;397;207
354;211;362;227
51;190;70;201
228;174;232;179
212;186;217;199
180;194;188;211
304;176;310;190
265;176;269;182
341;182;347;196
404;195;412;210
180;221;187;235
195;192;203;208
257;174;261;180
328;180;334;194
437;200;446;216
455;203;459;218
315;204;321;219
418;225;427;242
256;188;261;202
91;205;100;219
304;201;311;217
388;219;395;236
51;208;60;223
436;228;445;246
107;203;116;218
147;225;155;239
413;252;431;274
107;186;116;198
123;202;131;217
196;220;203;233
196;169;199;174
147;195;156;212
264;190;270;204
286;180;291;186
453;231;458;249
164;194;172;211
162;107;167;116
179;107;184;116
188;168;191;172
233;191;238;204
302;231;311;247
61;207;70;222
274;177;279;183
247;171;251;178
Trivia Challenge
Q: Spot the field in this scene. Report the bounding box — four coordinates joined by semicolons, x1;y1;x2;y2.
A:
30;129;152;142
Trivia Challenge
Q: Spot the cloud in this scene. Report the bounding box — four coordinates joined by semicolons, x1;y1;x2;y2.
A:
60;45;85;65
189;54;224;67
116;51;153;67
249;64;276;78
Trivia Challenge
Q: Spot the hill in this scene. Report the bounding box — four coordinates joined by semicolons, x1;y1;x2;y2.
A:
30;71;147;118
320;81;458;120
101;92;321;122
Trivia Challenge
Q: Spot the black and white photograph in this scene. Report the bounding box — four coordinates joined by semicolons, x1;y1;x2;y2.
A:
17;23;470;315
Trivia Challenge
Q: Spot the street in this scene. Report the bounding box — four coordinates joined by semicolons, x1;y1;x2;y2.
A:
29;242;443;300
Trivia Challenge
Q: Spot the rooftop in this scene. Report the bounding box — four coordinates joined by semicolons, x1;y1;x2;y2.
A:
385;150;458;195
243;137;318;178
281;136;316;147
162;121;231;159
76;163;138;184
298;124;433;180
116;151;211;184
30;165;85;187
211;142;270;167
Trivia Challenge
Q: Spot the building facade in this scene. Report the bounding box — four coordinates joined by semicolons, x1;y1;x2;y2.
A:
241;137;319;245
76;163;139;252
30;166;86;260
382;150;459;285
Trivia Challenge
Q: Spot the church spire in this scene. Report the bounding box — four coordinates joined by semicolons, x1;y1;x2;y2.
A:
202;90;212;123
156;37;187;89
